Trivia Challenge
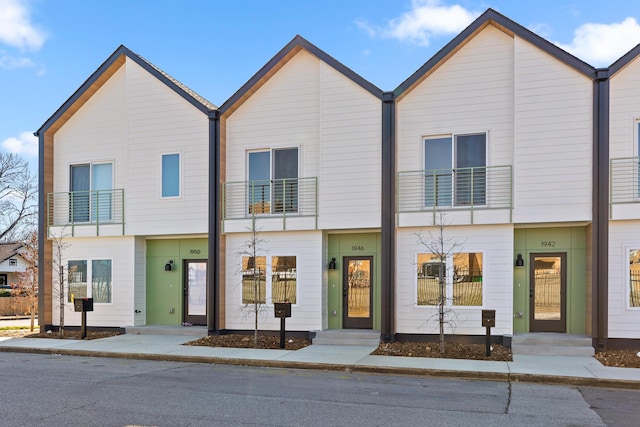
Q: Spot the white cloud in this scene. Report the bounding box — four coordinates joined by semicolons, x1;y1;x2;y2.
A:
357;0;480;46
0;0;47;51
0;52;34;69
556;17;640;66
2;131;38;157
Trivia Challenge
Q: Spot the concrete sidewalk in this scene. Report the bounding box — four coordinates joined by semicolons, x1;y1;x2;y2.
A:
1;332;639;389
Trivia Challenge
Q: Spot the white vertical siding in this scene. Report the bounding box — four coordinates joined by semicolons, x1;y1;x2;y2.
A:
225;50;381;231
51;237;136;328
133;236;146;326
397;26;514;175
608;222;640;338
54;66;127;194
610;56;640;159
396;224;513;335
125;58;209;235
512;37;593;223
224;231;323;331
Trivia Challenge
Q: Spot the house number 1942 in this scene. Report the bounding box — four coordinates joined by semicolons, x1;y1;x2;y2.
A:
540;241;556;248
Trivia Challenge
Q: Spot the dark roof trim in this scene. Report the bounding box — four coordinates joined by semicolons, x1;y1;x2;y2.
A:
219;35;383;115
37;45;216;135
609;43;640;76
395;8;596;98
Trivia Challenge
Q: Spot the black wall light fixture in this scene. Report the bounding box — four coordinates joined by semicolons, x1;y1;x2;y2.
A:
328;257;336;270
165;260;174;271
515;254;524;268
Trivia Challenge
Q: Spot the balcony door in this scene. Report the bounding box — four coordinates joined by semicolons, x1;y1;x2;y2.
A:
70;163;112;223
247;148;298;214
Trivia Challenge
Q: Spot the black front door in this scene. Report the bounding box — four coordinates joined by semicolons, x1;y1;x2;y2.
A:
343;256;373;329
530;253;566;332
183;260;207;326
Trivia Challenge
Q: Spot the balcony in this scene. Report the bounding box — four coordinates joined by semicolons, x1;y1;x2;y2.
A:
222;177;318;232
46;189;125;237
397;165;512;226
610;156;640;219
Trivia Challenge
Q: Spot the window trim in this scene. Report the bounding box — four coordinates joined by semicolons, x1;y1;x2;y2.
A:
160;152;182;199
240;254;299;306
626;246;640;310
66;257;114;306
415;250;484;309
422;131;489;208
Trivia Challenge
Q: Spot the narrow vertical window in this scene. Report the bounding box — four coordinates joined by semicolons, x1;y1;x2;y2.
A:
92;260;112;303
162;154;180;197
417;253;443;305
248;151;270;213
424;137;452;207
452;252;483;306
68;260;88;302
630;249;640;307
272;256;296;303
242;256;266;304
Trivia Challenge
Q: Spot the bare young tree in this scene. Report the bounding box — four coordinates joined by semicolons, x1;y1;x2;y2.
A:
12;231;38;331
237;216;268;348
49;230;70;337
415;212;463;354
0;153;37;242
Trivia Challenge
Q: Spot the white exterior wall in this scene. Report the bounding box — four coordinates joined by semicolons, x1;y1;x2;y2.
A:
396;224;513;335
608;222;640;338
608;56;640;339
125;58;209;235
53;59;209;237
397;26;514;183
51;237;136;328
225;50;381;231
133;236;146;326
512;37;592;223
224;231;323;331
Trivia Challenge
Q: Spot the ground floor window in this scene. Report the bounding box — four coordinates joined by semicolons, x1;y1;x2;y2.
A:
241;255;297;304
630;249;640;307
67;259;112;303
417;252;483;306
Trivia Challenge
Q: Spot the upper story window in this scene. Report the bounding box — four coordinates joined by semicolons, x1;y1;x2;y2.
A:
70;162;113;222
247;147;299;214
424;133;486;207
162;153;180;198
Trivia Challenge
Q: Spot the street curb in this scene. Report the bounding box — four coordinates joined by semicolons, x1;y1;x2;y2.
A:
1;345;639;390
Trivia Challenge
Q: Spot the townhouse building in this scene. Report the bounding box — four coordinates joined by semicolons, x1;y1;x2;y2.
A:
37;9;640;349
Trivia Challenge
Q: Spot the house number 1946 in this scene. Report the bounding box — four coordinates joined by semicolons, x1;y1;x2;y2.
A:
352;245;365;251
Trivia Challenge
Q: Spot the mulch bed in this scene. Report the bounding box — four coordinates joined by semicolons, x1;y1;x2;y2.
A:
595;349;640;368
373;341;512;361
187;334;310;350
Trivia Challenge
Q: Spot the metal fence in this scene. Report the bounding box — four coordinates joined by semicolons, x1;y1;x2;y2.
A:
417;268;483;306
610;157;640;217
47;189;125;236
398;165;512;223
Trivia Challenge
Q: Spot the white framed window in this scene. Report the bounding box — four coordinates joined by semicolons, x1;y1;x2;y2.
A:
9;259;17;267
69;162;113;222
424;133;487;207
161;153;181;198
241;255;297;304
67;258;113;304
416;252;483;307
247;147;299;214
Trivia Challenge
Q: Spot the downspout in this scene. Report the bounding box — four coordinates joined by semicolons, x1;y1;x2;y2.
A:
381;92;396;342
35;130;46;333
593;69;609;351
208;110;220;334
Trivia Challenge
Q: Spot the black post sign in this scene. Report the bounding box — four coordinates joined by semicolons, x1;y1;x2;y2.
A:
274;302;292;349
74;297;94;339
481;309;496;356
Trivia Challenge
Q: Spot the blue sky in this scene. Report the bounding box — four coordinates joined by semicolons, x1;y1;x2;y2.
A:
2;0;640;167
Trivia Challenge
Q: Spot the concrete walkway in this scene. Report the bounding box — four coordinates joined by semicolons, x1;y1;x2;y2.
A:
1;331;639;389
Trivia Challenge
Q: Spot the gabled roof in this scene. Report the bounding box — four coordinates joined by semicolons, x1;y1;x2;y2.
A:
219;35;384;116
37;45;216;136
608;42;640;77
394;8;596;100
0;243;23;263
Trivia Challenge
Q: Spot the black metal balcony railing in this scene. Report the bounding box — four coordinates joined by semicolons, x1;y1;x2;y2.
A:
610;156;640;217
397;165;512;224
222;178;318;229
47;189;125;236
